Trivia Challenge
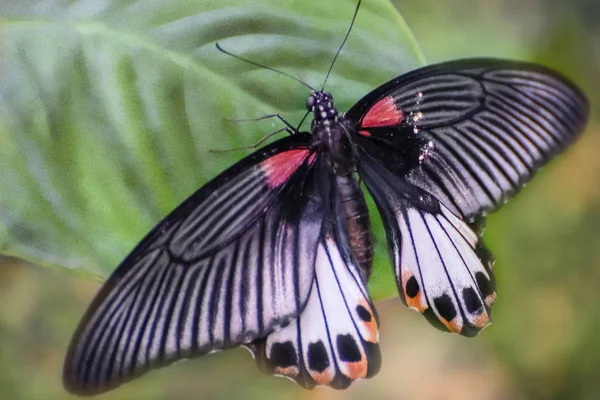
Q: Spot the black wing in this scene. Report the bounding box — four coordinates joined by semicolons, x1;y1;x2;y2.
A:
63;134;323;395
348;59;588;335
347;59;589;220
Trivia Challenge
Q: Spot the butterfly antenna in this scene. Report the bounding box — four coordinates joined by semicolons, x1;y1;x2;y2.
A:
321;0;362;91
216;43;316;92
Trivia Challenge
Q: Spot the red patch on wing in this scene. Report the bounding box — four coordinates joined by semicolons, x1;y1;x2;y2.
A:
358;130;371;137
361;96;403;128
261;149;311;188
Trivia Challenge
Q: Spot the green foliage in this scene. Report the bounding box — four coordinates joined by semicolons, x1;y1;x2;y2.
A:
0;0;424;300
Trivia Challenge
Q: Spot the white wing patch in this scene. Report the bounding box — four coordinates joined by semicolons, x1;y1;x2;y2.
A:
248;234;380;389
397;203;496;336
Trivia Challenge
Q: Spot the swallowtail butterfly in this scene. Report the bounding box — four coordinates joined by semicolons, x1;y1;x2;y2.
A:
63;1;589;395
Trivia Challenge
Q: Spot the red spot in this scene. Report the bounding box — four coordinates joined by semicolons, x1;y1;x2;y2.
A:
358;130;371;137
261;149;311;188
361;96;403;128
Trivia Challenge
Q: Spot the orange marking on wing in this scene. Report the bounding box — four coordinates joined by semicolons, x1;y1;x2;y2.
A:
439;316;462;334
472;311;490;329
358;300;379;343
310;370;335;385
274;366;299;377
361;96;403;128
343;359;368;380
260;149;311;188
401;269;426;312
485;292;497;308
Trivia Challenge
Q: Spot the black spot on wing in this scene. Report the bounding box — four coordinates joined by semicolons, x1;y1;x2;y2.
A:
406;276;420;298
434;294;457;322
336;335;361;363
462;287;483;314
356;305;372;322
307;341;329;373
270;342;298;369
475;271;494;298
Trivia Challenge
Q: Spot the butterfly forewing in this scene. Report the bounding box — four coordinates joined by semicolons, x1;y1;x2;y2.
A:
348;59;589;221
63;134;323;395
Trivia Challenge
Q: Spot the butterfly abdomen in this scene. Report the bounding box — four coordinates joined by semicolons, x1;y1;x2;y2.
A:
335;174;373;279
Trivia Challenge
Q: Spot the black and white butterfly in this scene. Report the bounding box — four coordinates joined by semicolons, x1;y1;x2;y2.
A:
63;3;589;396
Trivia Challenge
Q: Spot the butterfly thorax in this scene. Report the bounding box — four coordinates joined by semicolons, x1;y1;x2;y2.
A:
307;91;374;279
308;91;355;176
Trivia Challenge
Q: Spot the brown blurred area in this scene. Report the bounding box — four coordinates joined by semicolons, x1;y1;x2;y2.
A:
0;258;522;400
1;0;599;399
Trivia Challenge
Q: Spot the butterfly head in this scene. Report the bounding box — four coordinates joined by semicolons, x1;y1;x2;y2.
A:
307;91;338;123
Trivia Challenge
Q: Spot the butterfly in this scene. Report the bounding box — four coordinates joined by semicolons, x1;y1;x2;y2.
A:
63;4;589;396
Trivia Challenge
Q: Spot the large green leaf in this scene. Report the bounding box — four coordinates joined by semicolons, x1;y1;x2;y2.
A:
0;0;424;300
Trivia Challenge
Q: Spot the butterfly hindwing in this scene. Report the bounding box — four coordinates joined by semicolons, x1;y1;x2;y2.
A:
396;202;496;336
348;59;589;221
358;155;496;336
63;134;323;395
248;168;381;389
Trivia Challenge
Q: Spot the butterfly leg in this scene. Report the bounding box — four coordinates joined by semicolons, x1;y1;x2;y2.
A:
226;113;299;135
209;127;295;153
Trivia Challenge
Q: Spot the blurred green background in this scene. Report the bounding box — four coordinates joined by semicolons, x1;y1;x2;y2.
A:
1;0;599;399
